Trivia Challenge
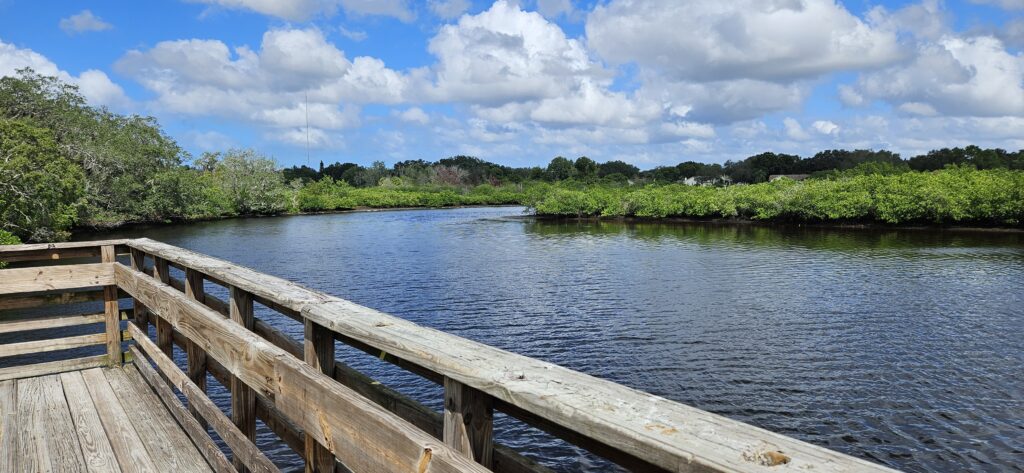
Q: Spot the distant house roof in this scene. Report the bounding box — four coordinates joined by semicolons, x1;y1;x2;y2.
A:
768;174;811;181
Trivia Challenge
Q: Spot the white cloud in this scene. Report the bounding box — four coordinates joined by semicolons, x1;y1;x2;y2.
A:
186;0;336;21
428;0;471;19
114;27;408;146
812;120;840;135
186;0;413;21
968;0;1024;10
338;26;367;42
59;10;113;35
783;118;811;140
852;35;1024;117
586;0;904;83
339;0;414;22
397;107;430;124
185;130;236;151
0;39;130;110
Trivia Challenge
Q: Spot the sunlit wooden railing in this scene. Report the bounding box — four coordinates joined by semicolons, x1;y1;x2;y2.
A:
0;239;898;472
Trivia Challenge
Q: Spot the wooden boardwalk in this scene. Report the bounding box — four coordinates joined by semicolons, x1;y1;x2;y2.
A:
0;366;212;472
0;239;901;473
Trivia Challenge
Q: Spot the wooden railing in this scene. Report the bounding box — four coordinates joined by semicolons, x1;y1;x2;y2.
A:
0;239;899;472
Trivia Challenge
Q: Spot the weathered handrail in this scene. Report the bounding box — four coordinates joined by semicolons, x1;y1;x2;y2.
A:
0;239;899;472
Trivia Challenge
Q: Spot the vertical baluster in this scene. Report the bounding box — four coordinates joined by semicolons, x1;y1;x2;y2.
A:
229;286;256;473
100;245;121;366
184;268;209;427
444;377;494;468
304;319;337;472
152;256;173;358
129;248;149;330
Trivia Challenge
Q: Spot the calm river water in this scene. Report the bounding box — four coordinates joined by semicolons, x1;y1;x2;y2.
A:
78;207;1024;472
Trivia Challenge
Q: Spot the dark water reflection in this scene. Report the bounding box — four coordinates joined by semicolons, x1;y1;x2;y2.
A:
61;207;1024;472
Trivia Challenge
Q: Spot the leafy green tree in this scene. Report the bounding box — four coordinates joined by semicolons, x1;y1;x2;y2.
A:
547;156;576;180
598;160;640;179
0;119;85;241
574;156;599;178
215;149;288;215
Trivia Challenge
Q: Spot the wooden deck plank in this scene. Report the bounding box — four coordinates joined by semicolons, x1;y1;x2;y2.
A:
16;376;50;473
80;368;159;473
0;313;106;335
125;348;239;473
37;374;88;472
0;380;18;472
59;371;123;473
103;367;213;472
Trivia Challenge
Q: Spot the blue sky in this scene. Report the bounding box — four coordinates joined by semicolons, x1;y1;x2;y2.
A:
1;0;1022;169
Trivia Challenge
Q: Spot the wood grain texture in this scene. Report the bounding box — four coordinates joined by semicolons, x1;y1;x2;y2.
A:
0;379;18;472
0;263;114;295
102;246;123;367
0;333;106;358
80;368;159;473
0;355;108;382
129;248;149;331
0;240;127;264
59;371;123;473
444;377;494;468
0;290;106;312
17;376;51;472
103;366;213;472
129;329;279;473
304;320;337;473
123;358;234;473
116;264;491;473
0;313;105;335
229;286;257;473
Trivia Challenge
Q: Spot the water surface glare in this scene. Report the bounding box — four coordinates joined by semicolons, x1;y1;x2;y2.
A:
89;207;1024;472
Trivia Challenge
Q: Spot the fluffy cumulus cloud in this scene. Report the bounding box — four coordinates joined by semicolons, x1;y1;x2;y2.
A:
59;10;113;35
850;35;1024;117
115;27;409;146
586;0;903;82
0;39;130;109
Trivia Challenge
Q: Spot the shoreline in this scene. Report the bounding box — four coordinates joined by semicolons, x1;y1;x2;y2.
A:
71;204;1024;239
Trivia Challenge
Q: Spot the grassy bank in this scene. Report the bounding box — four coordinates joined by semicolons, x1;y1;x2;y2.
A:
523;167;1024;226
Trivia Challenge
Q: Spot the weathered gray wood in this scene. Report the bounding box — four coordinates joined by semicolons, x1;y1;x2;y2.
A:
59;371;123;473
0;313;106;334
45;374;89;472
115;264;493;473
0;240;127;264
444;377;494;468
0;289;108;312
129;248;149;331
182;268;210;429
81;368;160;473
0;355;108;381
104;366;213;472
102;245;122;367
304;300;898;473
17;376;51;472
0;333;107;358
152;257;174;358
0;379;17;472
0;263;114;295
129;326;280;473
229;285;257;473
123;358;234;473
304;320;337;473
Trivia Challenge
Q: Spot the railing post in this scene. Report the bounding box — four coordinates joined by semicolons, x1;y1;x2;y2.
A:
229;286;256;473
152;256;173;358
444;376;494;468
100;245;121;366
184;268;209;427
129;248;149;330
304;319;337;472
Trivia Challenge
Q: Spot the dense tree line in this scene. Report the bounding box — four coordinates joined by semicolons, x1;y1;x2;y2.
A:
3;69;1023;243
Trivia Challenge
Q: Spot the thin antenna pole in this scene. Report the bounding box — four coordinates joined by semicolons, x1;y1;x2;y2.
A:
305;91;310;166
